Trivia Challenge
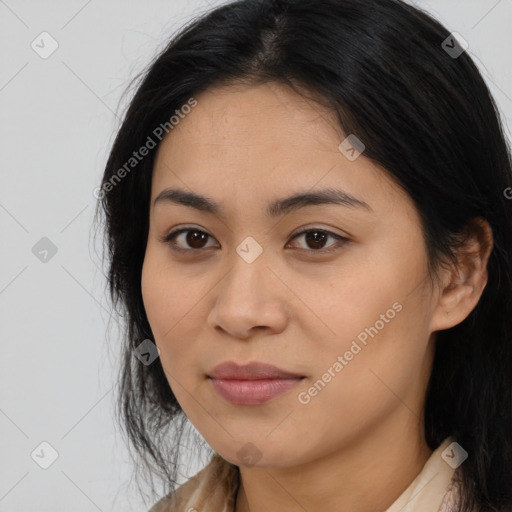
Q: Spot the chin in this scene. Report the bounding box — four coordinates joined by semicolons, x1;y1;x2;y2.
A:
211;436;306;469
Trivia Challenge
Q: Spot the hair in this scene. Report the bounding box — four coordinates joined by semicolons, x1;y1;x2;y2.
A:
93;0;512;509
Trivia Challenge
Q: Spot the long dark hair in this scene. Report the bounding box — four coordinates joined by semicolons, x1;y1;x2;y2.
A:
94;0;512;509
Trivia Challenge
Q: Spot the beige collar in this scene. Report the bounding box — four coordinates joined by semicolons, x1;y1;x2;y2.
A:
385;437;457;512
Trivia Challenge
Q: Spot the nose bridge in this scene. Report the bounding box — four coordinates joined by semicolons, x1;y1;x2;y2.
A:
207;238;288;338
222;237;270;299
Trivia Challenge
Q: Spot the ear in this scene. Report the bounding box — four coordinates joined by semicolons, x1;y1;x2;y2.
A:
430;217;494;332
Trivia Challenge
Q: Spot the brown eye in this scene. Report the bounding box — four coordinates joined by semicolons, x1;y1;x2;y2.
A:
183;230;209;249
288;229;347;253
305;230;328;250
162;228;218;252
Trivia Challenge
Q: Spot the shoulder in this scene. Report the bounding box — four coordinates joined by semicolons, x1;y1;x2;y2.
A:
148;454;239;512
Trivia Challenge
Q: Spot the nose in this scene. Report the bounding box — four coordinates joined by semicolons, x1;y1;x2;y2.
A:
206;250;289;340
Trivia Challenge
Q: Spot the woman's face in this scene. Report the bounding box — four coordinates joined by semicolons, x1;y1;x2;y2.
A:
141;81;444;468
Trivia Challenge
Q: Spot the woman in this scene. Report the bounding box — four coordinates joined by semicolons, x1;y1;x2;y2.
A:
94;0;512;510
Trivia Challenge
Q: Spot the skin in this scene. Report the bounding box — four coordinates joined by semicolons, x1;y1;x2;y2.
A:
141;81;493;512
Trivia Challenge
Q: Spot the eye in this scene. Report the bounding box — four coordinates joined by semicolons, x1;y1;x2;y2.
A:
287;228;348;253
160;227;218;253
159;227;348;254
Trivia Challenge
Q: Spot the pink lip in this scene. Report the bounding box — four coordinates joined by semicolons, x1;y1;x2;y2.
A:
208;361;305;405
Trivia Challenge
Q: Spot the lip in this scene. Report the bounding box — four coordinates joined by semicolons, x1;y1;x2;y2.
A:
207;361;305;405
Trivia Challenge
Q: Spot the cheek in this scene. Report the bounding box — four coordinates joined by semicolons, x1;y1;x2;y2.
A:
338;298;429;404
141;253;200;372
307;268;401;349
291;302;430;452
141;258;208;418
141;246;199;336
300;265;432;412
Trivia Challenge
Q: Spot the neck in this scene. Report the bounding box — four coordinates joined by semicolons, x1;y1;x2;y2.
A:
235;410;432;512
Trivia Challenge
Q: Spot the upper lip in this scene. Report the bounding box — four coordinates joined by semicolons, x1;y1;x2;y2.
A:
208;361;304;380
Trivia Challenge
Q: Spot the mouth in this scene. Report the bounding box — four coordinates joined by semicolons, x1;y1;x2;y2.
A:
207;361;306;406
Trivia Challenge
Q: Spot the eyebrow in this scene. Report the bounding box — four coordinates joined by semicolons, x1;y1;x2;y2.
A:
153;187;373;217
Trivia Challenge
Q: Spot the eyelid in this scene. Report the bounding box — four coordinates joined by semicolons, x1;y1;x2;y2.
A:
289;223;348;239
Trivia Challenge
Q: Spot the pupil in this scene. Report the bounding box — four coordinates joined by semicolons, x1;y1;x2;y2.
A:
187;231;207;248
306;231;326;249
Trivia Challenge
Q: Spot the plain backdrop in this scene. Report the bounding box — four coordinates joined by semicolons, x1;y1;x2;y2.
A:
1;0;511;510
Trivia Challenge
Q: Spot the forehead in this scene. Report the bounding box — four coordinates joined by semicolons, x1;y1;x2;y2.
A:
191;81;337;127
150;82;409;217
155;82;339;161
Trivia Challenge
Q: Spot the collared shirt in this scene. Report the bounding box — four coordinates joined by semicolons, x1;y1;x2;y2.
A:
150;437;462;512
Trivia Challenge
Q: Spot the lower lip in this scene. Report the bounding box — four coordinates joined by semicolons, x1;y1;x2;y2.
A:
209;377;304;405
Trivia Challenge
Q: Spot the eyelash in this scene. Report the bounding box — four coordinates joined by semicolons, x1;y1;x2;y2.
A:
160;227;348;255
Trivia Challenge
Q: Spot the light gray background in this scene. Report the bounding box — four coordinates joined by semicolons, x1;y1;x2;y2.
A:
1;1;511;511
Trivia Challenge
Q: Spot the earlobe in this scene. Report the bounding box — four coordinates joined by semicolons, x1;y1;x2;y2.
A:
430;217;493;333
